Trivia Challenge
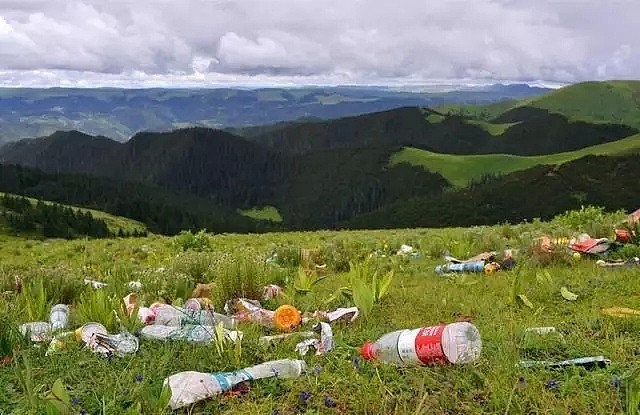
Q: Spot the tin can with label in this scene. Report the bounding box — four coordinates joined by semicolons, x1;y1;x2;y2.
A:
75;322;108;345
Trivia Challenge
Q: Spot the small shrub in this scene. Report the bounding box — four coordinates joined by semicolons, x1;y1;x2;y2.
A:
550;206;626;237
171;251;214;284
171;229;212;252
210;256;267;309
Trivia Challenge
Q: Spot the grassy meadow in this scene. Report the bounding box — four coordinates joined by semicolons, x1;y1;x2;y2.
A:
2;207;640;414
390;134;640;187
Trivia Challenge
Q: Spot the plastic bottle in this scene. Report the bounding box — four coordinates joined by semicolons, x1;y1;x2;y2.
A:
361;322;482;366
434;261;485;274
164;359;307;410
49;304;70;331
154;306;238;330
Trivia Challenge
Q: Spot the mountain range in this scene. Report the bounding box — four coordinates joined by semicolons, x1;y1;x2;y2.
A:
0;80;638;234
0;83;550;143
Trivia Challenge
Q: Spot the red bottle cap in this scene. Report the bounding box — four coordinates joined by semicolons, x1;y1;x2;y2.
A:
360;342;375;360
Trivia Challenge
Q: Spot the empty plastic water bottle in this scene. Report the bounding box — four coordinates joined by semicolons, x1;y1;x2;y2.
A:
361;322;482;366
154;306;238;330
435;261;485;274
164;359;307;409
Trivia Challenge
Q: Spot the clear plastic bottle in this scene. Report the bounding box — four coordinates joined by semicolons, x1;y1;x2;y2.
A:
164;359;307;409
361;322;482;366
154;306;238;330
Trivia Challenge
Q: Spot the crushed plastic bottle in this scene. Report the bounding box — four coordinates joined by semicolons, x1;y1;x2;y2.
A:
164;359;307;409
154;305;238;330
141;324;243;343
361;322;482;366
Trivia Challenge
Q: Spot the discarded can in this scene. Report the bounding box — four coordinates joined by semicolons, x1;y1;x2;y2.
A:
49;304;70;331
19;322;52;342
75;322;108;344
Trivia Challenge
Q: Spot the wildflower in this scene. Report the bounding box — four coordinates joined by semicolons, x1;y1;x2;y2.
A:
71;397;80;405
610;377;622;388
545;380;559;389
135;374;144;383
300;391;311;401
324;395;337;408
313;365;322;375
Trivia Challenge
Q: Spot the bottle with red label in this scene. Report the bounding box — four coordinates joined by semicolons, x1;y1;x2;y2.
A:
360;322;482;366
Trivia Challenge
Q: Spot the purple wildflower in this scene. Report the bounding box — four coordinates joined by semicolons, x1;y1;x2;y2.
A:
610;377;622;388
324;395;337;408
545;380;559;389
300;391;311;401
135;374;144;383
313;365;322;375
71;397;80;405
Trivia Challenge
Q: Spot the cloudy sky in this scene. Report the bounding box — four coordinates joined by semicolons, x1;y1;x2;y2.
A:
0;0;637;88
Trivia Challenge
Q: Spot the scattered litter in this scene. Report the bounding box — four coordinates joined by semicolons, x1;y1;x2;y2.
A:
20;322;52;342
395;244;421;258
262;284;283;300
304;307;360;324
524;327;557;335
74;323;139;357
141;324;242;343
274;305;302;332
154;305;238;330
295;322;334;356
444;251;497;264
259;331;316;345
560;287;578;301
435;260;486;274
127;281;143;290
518;356;610;369
601;307;640;317
361;322;482;365
83;279;107;289
164;359;307;409
597;257;640;268
49;304;70;331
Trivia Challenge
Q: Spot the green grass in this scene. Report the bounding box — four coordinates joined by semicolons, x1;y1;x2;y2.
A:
390;134;640;187
240;206;283;223
435;81;640;129
1;206;640;413
0;192;147;235
466;120;519;135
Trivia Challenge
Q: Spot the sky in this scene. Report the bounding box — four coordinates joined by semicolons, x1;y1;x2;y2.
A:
0;0;637;89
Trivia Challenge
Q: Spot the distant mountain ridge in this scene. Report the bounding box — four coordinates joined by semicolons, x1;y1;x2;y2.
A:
1;80;639;232
0;84;550;143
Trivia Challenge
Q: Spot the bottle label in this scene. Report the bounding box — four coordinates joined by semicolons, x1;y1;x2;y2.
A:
397;325;447;365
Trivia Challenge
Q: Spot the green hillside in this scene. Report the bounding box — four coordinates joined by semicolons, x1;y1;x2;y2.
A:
0;192;147;238
390;133;640;186
436;81;640;128
0;192;147;235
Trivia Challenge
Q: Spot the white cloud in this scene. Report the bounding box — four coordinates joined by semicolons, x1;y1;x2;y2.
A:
0;0;637;87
